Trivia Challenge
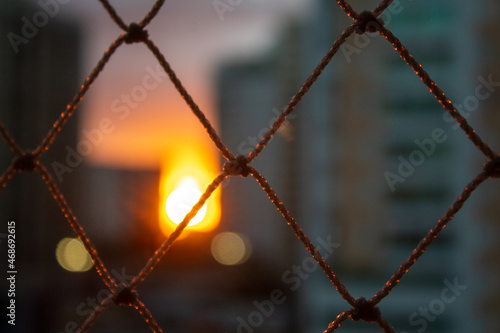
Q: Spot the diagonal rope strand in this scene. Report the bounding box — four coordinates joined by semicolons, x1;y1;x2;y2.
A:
378;26;497;160
78;293;114;333
143;38;234;161
0;123;23;156
139;0;166;28
370;171;489;305
98;0;129;31
324;309;354;333
335;0;360;19
34;36;126;159
373;0;394;17
130;173;227;289
249;166;356;306
134;299;164;333
37;164;116;290
377;317;395;333
0;164;16;192
0;125;24;191
247;24;357;163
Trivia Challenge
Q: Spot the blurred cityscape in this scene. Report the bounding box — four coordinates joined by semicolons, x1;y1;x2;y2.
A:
1;0;499;333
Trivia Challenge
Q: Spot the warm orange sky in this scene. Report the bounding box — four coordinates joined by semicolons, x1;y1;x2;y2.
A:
57;0;311;169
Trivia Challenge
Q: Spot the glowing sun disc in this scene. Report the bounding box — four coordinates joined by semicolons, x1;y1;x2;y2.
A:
165;177;207;226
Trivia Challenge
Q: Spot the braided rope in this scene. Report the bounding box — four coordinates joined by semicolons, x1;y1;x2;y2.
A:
0;0;497;332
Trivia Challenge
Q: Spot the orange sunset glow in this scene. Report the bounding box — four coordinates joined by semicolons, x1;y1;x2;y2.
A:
158;143;221;236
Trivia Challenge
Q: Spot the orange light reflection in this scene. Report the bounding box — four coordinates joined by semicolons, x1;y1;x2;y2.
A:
159;143;220;236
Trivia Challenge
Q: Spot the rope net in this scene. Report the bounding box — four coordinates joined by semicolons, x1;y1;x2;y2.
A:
1;0;498;332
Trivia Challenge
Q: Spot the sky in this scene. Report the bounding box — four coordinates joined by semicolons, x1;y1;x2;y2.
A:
52;0;314;169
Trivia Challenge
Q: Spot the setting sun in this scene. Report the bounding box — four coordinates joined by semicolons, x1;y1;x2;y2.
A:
165;176;207;226
159;144;221;236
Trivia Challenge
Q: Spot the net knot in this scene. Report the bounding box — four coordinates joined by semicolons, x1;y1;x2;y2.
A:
355;10;384;35
13;153;37;171
483;156;500;178
351;297;381;322
223;154;250;177
124;23;149;44
113;284;138;306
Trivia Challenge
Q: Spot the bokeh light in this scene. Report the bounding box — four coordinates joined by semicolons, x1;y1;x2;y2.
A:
56;238;93;272
211;232;252;265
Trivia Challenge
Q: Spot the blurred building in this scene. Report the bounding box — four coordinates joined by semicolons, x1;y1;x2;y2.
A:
1;0;498;332
0;1;82;332
217;0;495;332
217;38;301;333
477;0;500;331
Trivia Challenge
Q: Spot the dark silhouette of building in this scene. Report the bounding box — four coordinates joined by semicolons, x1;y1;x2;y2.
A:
0;1;81;332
